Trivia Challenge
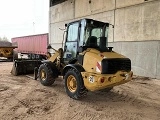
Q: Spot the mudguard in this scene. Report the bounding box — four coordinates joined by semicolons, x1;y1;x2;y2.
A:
41;60;57;72
62;64;85;76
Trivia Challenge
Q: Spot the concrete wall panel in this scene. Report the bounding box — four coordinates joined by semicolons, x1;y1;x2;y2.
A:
115;5;143;41
115;0;160;42
49;19;73;44
130;42;157;78
116;0;143;8
91;0;115;14
116;0;157;8
50;23;63;44
156;43;160;79
75;0;115;18
50;0;74;23
108;42;122;54
75;0;91;18
142;1;160;40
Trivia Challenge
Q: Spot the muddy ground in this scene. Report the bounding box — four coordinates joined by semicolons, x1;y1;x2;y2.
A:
0;62;160;120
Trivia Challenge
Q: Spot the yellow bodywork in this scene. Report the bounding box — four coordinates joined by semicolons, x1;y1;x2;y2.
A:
48;48;64;63
0;47;15;58
80;48;133;91
48;47;133;92
81;71;133;91
82;48;125;73
48;52;59;62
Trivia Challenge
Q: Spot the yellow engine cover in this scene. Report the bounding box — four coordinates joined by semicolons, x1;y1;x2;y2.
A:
83;48;126;73
81;48;133;91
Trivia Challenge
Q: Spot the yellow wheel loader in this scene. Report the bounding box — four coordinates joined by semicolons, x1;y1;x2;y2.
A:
0;41;17;61
37;19;133;99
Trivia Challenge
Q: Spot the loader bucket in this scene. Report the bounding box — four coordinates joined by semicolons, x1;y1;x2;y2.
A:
11;60;42;76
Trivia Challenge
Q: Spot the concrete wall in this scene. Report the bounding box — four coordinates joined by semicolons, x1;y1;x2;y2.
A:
115;0;160;41
75;0;115;18
49;0;160;79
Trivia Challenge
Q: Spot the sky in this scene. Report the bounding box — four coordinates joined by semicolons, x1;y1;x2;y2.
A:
0;0;49;41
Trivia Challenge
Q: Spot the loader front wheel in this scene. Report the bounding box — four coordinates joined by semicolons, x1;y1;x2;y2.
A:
38;63;58;86
64;69;87;99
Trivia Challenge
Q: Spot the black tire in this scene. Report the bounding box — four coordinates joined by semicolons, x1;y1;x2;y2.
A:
64;69;87;99
38;63;58;86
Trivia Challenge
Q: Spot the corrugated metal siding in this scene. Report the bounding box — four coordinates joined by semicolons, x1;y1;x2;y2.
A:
12;33;48;55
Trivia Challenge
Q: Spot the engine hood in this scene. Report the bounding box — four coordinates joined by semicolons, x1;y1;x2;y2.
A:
86;48;126;59
82;48;130;73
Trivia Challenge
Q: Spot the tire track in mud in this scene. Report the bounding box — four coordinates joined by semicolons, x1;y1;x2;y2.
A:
44;77;160;120
16;88;57;114
0;71;65;119
0;85;9;92
65;85;160;120
0;85;59;120
0;75;41;119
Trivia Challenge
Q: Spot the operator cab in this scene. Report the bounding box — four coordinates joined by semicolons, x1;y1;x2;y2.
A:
63;19;110;62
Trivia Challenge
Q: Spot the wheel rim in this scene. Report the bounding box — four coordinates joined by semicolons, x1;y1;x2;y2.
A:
67;75;77;93
40;69;46;81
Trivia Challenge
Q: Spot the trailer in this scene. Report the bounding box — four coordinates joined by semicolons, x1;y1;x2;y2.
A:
11;33;49;76
12;33;48;60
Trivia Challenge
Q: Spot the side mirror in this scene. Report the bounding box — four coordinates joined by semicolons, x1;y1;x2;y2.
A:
47;44;52;49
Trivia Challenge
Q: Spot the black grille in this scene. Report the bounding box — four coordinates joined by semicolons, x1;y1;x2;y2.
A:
101;58;131;74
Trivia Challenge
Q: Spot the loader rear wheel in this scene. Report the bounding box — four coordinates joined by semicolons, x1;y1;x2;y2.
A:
64;69;87;100
38;63;58;86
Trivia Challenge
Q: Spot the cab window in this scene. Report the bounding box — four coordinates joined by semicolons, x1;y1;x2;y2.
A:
67;23;79;41
91;28;102;38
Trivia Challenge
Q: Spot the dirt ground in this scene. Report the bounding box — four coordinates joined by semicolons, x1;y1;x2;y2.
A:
0;62;160;120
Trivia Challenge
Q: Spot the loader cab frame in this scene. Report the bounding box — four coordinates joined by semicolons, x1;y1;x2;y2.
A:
63;19;109;62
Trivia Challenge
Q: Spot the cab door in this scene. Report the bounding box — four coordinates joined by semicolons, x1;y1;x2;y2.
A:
63;22;79;62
